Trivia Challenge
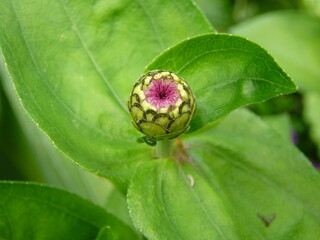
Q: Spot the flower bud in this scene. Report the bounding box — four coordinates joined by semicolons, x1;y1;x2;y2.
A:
128;70;196;140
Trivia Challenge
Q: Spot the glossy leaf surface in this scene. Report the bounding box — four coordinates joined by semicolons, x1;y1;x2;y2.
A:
128;159;253;240
0;0;213;185
128;109;320;239
186;109;320;239
146;34;297;132
1;51;135;231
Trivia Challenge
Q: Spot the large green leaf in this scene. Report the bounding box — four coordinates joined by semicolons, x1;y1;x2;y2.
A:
0;182;138;240
185;109;320;239
146;34;297;132
128;159;255;240
231;10;320;93
128;109;320;239
0;0;213;186
304;92;320;157
1;63;134;227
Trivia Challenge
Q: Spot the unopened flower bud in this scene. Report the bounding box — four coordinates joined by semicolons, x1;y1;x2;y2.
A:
128;70;196;140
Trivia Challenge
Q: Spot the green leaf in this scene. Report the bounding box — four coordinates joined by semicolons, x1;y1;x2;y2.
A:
146;34;297;132
184;109;320;239
128;109;320;239
1;40;134;231
231;10;320;93
0;182;138;240
0;0;213;186
128;159;255;240
304;92;320;157
1;59;114;203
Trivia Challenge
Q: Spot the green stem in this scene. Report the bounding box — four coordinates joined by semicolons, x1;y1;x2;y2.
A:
155;139;173;158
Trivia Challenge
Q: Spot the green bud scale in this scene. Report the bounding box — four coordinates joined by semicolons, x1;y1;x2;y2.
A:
128;70;196;140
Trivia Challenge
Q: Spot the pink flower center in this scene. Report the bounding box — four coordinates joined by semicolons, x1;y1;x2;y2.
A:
145;79;181;110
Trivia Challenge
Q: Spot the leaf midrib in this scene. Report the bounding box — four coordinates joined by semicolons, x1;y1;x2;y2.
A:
175;48;293;91
7;0;122;141
57;0;127;113
197;76;294;97
135;0;165;49
158;161;184;240
178;166;230;240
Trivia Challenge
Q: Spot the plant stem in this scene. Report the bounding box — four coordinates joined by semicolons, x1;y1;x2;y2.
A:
155;139;173;158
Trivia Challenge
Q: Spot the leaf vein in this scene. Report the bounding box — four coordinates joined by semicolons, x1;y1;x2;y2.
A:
57;0;127;113
7;0;117;142
179;167;229;240
197;137;320;220
135;0;165;49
